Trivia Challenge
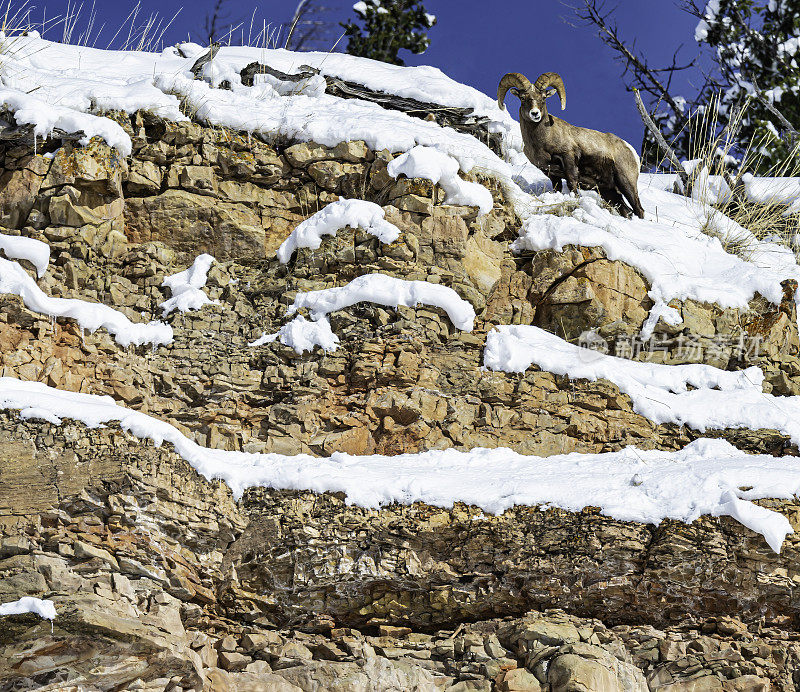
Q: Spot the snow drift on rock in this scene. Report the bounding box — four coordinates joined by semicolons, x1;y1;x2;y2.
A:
0;377;795;553
249;315;340;354
0;232;50;278
484;324;800;446
513;190;800;314
0;597;56;620
387;146;494;215
277;198;401;264
0;256;172;347
288;273;476;331
160;254;217;317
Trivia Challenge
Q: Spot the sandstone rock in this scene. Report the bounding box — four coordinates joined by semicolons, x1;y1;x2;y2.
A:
175;165;218;196
124;190;266;262
0;164;45;228
72;539;119;569
651;678;723;691
219;651;253;672
284;140;372;168
495;668;543;691
445;681;492;692
722;676;771;692
49;192;121;227
0;535;32;556
520;620;581;647
126;159;163;195
547;642;647;692
205;668;303;692
41;139;126;197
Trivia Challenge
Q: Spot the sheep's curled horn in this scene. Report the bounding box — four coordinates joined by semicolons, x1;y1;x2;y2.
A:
497;72;533;110
497;72;567;111
535;72;567;110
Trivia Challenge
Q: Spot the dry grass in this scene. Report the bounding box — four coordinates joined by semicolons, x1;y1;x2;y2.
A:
0;0;179;59
663;93;800;261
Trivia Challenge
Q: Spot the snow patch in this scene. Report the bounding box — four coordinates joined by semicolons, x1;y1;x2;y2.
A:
0;257;172;347
484;324;800;449
0;597;56;620
277;198;400;264
387;145;494;215
288;273;476;332
695;0;721;41
513;190;800;315
639;301;683;340
0;376;796;553
160;254;218;317
249;315;339;354
0;233;49;278
0;87;134;156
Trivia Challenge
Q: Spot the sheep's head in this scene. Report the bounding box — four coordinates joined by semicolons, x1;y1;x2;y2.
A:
497;72;566;124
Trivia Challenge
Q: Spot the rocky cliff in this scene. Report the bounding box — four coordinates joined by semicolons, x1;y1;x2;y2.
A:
1;109;799;692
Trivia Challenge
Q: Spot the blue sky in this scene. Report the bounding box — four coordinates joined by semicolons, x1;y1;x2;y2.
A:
34;0;704;148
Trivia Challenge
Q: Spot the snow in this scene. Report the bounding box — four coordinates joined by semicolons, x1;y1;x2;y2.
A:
695;0;721;42
639;301;683;341
0;233;49;278
288;273;476;331
673;167;800;216
484;324;800;449
277;198;400;264
196;44;516;131
160;254;217;317
741;175;800;214
249;315;339;354
0;34;545;214
0;596;56;620
154;71;533;198
0;256;172;347
387;146;494;215
513;188;800;314
0;87;136;156
0;376;796;553
353;1;368;14
251;70;327;98
642;173;800;214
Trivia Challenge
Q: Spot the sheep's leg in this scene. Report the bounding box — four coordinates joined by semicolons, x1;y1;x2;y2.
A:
563;157;580;195
602;187;631;218
616;173;645;219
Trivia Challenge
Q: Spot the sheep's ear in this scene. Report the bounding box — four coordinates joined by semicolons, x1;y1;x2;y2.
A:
545;87;557;98
510;87;521;96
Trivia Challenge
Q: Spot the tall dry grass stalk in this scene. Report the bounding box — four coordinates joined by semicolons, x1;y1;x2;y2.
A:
666;92;800;261
0;0;179;55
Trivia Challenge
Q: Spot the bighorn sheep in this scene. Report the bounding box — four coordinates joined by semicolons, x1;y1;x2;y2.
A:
498;72;644;218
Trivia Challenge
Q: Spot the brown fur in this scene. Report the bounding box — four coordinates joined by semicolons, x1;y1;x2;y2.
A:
500;74;645;219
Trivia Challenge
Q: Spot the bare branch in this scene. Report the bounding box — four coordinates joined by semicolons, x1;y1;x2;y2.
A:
577;0;691;128
633;89;689;192
190;42;220;78
747;80;799;146
203;0;229;44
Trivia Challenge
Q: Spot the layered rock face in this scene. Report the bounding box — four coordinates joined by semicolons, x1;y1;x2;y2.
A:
1;114;799;690
2;416;797;691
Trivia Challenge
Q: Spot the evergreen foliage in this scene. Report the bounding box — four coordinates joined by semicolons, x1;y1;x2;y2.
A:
692;0;800;170
341;0;436;66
